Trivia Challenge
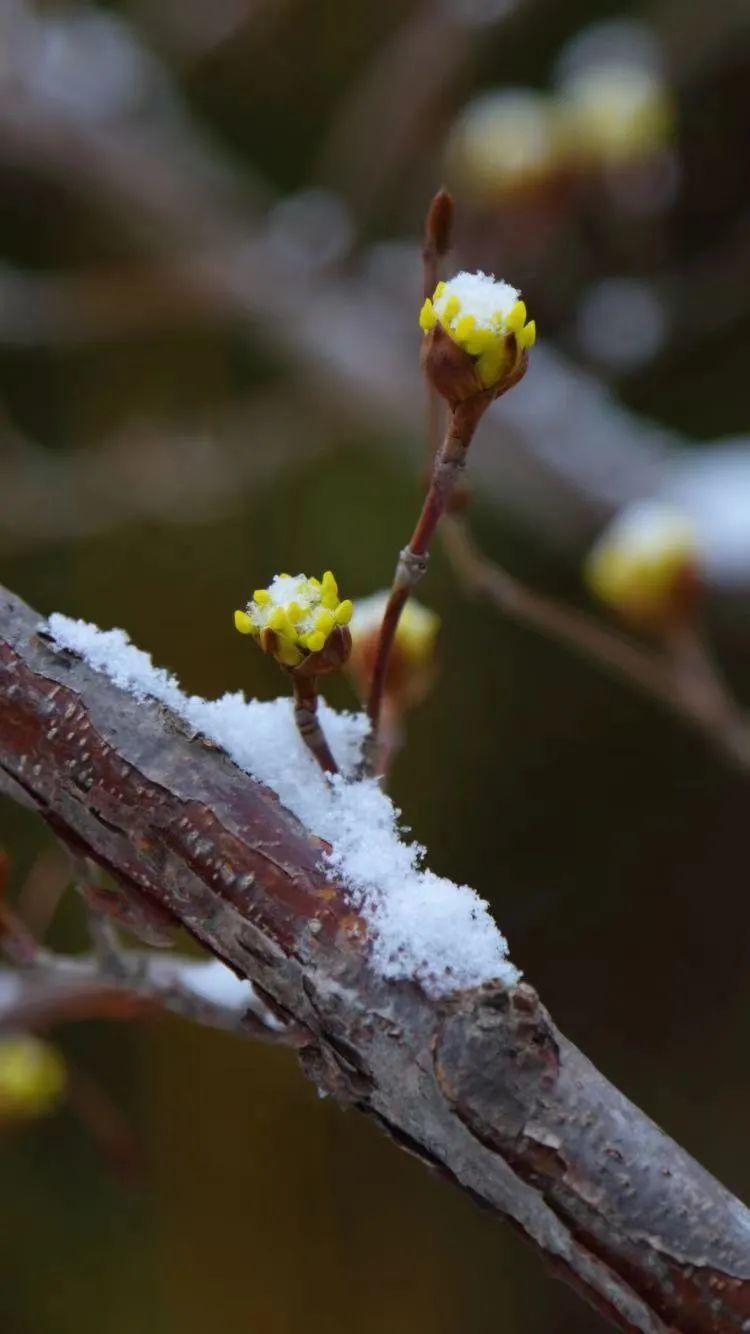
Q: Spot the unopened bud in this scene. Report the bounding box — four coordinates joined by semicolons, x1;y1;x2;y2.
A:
347;592;440;711
419;271;535;409
235;571;353;674
585;503;700;630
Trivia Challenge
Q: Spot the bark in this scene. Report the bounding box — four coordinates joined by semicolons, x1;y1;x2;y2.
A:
1;582;749;1333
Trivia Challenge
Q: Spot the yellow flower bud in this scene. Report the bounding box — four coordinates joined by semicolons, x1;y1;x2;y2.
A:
234;572;353;673
346;592;441;711
585;504;700;630
0;1036;67;1125
419;271;535;407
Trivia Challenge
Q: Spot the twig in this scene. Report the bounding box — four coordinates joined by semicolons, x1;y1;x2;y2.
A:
291;674;338;776
442;513;750;769
0;899;290;1044
1;582;749;1332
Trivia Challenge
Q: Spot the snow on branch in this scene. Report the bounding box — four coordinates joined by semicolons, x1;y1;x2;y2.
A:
2;582;750;1334
47;611;518;996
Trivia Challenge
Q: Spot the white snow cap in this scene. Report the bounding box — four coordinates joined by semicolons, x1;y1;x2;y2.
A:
47;614;519;997
434;270;520;332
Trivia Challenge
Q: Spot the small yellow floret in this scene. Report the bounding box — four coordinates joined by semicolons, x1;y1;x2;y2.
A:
419;299;437;332
315;609;335;636
519;320;536;349
441;295;461;327
268;606;293;636
334;599;353;626
507;300;527;335
234;609;254;635
254;588;271;606
304;631;326;653
0;1037;66;1122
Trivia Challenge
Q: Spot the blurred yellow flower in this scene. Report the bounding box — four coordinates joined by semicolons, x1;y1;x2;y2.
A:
348;592;440;710
559;62;674;167
585;504;699;629
0;1036;67;1124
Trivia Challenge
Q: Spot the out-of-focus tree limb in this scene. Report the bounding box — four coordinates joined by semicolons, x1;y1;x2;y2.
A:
442;514;750;770
0;390;341;557
0;85;678;542
1;581;749;1333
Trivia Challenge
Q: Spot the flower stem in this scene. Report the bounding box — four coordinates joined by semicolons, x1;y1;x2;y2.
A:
291;674;339;775
365;400;482;768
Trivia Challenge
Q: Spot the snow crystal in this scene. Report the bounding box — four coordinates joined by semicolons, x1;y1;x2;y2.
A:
434;270;520;332
47;613;519;997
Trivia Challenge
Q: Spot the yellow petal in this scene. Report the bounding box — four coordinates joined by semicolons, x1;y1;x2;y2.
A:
234;609;254;635
268;607;294;638
441;294;460;327
304;631;326;653
454;314;476;346
419;299;437;332
253;588;271;606
315;609;335;636
334;599;353;626
433;281;446;299
519;319;537;349
506;300;527;335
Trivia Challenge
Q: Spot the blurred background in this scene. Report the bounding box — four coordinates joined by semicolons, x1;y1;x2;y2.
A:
2;0;750;1329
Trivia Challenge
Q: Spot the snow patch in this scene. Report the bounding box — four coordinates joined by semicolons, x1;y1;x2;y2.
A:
48;613;519;997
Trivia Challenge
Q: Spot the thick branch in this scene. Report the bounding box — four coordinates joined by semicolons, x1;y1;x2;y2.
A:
1;583;748;1333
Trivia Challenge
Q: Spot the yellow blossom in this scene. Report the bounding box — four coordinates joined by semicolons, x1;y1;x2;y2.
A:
234;572;353;669
419;271;536;390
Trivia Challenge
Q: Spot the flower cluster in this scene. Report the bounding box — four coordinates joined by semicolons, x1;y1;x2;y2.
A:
419;271;536;392
234;571;353;669
585;503;699;629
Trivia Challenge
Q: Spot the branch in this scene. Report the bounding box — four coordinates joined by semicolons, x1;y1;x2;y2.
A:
1;582;748;1333
442;514;750;771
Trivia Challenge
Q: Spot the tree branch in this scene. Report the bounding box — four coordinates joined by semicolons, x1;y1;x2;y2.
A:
1;582;748;1333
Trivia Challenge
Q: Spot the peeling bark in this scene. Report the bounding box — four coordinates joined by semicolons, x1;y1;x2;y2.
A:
1;582;749;1333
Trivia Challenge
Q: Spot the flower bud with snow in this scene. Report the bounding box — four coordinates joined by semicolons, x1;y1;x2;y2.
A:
419;271;535;410
234;571;353;673
585;503;700;630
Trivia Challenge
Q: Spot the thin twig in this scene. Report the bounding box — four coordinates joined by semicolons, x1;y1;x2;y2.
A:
291;675;338;775
442;513;750;769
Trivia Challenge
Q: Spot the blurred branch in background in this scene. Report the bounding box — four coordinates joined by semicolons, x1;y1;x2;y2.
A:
0;390;341;556
2;0;750;597
442;513;750;768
